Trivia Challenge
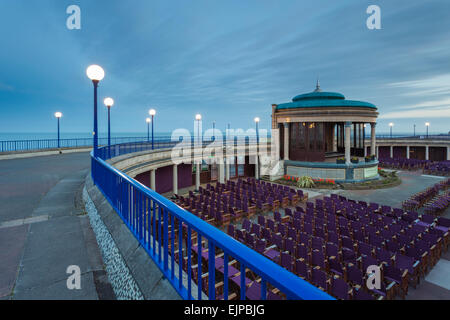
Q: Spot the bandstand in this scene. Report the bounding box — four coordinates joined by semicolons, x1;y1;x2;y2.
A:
272;82;379;182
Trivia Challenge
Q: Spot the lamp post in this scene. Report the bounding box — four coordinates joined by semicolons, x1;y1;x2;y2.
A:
212;121;216;141
146;118;151;142
254;117;260;179
254;117;260;144
149;109;156;149
86;65;105;157
104;97;114;149
425;122;430;139
389;122;394;139
54;112;62;150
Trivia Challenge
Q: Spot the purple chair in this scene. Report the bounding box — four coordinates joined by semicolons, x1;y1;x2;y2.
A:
246;281;282;300
311;268;329;292
346;264;364;287
296;243;309;260
327;231;339;246
326;242;340;260
329;257;345;277
384;264;408;299
353;288;377;300
281;252;293;272
396;253;420;288
311;249;326;269
285;238;296;255
376;248;395;266
330;277;351;300
341;236;355;251
342;248;357;264
295;258;310;280
405;245;428;276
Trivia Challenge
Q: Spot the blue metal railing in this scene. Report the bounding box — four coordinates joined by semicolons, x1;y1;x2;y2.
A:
0;135;270;153
91;140;333;300
0;136;172;153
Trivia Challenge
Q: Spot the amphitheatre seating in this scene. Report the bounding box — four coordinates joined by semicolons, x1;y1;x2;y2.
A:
167;177;449;300
379;157;450;176
224;194;448;300
175;178;307;228
402;178;450;213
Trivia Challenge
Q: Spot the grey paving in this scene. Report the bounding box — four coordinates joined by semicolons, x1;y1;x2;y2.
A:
337;171;444;208
0;152;91;223
0;152;115;300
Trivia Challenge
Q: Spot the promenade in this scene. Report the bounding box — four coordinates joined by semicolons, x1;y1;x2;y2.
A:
0;152;114;300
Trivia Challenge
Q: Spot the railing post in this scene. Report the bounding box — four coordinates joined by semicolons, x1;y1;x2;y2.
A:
208;240;215;300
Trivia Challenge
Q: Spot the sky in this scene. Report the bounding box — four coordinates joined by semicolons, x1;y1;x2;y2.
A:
1;0;450;136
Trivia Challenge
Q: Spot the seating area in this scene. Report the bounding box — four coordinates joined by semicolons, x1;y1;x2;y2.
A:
175;178;308;228
424;161;450;176
167;177;450;300
402;178;450;212
379;158;450;176
225;195;450;300
424;192;450;215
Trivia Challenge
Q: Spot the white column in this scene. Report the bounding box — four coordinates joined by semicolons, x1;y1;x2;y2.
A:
425;146;429;160
218;161;225;184
332;124;337;152
406;146;410;159
376;146;379;159
390;146;393;158
150;169;156;190
195;162;201;191
284;123;290;160
172;164;178;195
225;158;230;181
447;146;450;161
371;123;376;157
345;122;351;164
364;146;367;157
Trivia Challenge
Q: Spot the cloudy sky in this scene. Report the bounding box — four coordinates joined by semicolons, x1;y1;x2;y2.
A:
0;0;450;136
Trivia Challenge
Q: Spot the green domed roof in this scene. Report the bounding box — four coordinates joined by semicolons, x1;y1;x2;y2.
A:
292;91;345;101
276;83;377;110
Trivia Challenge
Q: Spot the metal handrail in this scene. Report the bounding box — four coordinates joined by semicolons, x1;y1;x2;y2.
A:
91;142;334;300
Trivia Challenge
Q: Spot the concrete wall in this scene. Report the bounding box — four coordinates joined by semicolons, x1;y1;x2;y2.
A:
85;175;181;300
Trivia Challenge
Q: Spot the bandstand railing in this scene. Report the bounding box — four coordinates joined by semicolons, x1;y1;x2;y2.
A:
90;140;334;300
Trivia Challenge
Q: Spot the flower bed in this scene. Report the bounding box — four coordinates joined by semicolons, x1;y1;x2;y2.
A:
280;175;337;189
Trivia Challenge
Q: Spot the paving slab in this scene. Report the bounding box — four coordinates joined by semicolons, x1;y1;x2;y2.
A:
13;272;98;300
0;224;28;297
0;152;112;300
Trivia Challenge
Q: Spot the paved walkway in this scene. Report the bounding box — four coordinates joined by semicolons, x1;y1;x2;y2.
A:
0;152;114;300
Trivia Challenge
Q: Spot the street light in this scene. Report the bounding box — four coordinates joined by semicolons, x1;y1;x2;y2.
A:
254;117;260;144
425;122;430;139
389;122;394;139
54;112;62;150
149;109;156;149
86;65;105;157
104;97;114;149
146;118;151;142
254;117;261;179
212;120;216;141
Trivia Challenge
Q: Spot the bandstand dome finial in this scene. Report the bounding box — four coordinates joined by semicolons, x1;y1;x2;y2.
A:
314;78;322;92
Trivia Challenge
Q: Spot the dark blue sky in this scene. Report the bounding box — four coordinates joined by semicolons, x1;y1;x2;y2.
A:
1;0;450;135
